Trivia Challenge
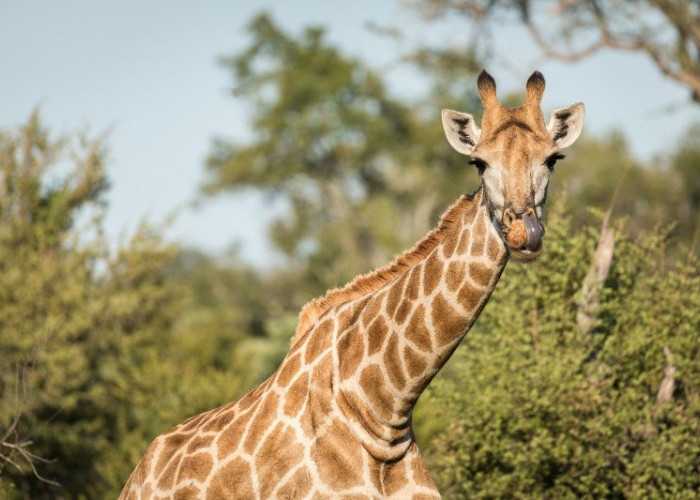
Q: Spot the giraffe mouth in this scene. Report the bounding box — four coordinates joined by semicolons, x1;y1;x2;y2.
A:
502;212;544;261
509;246;543;262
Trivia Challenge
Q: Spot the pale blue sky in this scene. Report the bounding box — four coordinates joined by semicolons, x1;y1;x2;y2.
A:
2;1;699;265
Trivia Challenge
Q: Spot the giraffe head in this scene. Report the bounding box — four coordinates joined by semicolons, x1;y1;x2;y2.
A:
442;70;584;261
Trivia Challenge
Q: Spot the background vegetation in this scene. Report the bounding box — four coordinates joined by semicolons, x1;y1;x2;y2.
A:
2;3;700;498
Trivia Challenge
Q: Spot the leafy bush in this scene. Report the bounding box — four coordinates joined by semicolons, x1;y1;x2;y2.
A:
421;201;700;498
0;115;297;498
0;114;182;497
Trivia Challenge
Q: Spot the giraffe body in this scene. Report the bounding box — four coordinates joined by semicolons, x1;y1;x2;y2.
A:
120;71;584;499
121;190;506;499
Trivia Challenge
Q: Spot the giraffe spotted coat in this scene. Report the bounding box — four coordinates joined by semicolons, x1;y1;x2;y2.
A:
120;70;584;499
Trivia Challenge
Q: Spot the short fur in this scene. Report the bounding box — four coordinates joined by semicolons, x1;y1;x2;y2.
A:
291;191;480;345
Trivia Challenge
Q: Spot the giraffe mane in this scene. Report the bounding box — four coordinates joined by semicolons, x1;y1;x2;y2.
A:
290;188;483;347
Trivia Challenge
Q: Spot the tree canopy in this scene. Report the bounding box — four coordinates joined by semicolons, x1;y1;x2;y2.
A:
205;13;484;298
411;0;700;103
0;113;182;496
423;201;700;497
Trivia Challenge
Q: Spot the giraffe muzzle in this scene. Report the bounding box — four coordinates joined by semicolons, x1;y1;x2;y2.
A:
503;208;544;253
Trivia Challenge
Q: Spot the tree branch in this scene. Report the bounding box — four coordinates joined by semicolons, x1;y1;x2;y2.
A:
576;207;615;336
0;364;60;487
430;0;700;103
655;345;676;405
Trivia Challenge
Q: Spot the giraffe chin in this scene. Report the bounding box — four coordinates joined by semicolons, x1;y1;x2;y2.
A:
509;246;543;262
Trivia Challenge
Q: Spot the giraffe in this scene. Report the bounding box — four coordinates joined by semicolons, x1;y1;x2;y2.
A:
120;70;584;499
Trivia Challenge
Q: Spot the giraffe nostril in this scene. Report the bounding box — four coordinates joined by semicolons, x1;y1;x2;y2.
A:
503;208;516;228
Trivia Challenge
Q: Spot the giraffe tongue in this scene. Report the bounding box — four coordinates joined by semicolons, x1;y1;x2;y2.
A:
523;213;543;251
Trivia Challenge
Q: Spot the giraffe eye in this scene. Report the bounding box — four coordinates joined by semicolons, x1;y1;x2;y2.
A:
468;158;488;175
545;153;565;171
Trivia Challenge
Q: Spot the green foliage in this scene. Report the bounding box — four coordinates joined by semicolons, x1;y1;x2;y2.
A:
421;200;700;497
669;124;700;247
163;249;296;407
410;0;700;105
4;10;700;499
0;114;297;498
550;131;697;249
205;13;482;299
0;114;183;498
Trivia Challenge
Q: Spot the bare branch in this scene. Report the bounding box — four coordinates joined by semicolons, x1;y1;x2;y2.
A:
0;364;60;487
0;440;60;487
576;208;615;335
413;0;700;103
552;0;589;15
524;19;609;62
656;345;676;405
534;2;700;102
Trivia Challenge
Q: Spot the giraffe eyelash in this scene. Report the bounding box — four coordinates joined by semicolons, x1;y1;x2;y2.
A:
468;158;488;175
544;153;565;170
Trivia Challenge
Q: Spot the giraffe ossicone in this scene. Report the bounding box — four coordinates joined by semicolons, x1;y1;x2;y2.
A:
120;70;584;499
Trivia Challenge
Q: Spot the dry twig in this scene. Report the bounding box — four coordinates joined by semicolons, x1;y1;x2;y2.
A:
0;365;59;486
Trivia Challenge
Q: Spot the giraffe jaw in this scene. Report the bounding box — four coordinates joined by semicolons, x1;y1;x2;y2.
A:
509;246;543;262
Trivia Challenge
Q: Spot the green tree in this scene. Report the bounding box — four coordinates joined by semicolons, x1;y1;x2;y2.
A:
549;132;688;241
162;248;296;408
422;200;700;497
205;13;482;300
0;113;182;498
669;123;700;250
411;0;700;103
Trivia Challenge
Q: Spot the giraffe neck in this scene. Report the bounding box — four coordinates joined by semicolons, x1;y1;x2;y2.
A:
333;186;509;460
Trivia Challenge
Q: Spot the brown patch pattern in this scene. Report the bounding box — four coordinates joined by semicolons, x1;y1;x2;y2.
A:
422;252;442;296
175;453;212;484
469;262;494;287
311;421;364;490
457;227;471;255
458;282;483;311
395;300;412;325
405;305;432;352
445;260;467;292
487;233;503;260
255;423;304;498
173;485;200;500
277;466;313;498
216;409;253;459
276;352;301;387
243;393;279;454
470;216;486;255
383;460;409;496
431;293;467;347
367;316;389;356
360;364;396;421
305;319;332;364
283;371;309;417
292;193;480;344
339;329;365;380
404;345;427;378
207;458;254;498
384;332;406;391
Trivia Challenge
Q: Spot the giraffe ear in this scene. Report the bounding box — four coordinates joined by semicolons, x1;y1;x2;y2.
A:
547;102;585;149
442;109;481;155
